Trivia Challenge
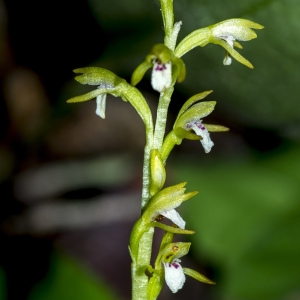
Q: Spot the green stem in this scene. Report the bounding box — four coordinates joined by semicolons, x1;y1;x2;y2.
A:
141;142;152;208
131;227;155;300
153;87;174;151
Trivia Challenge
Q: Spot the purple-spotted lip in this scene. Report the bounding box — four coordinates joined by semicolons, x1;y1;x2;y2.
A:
155;61;168;71
185;121;206;131
166;262;180;269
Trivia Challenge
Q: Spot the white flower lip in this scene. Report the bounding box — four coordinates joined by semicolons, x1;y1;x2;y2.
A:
187;120;214;153
163;258;186;293
95;93;107;118
161;209;186;229
151;60;172;92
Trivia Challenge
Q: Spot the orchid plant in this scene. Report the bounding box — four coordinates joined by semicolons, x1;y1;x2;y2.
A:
67;0;263;299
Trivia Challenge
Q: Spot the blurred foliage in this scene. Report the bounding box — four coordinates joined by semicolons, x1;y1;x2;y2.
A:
28;251;117;300
86;0;300;130
172;142;300;300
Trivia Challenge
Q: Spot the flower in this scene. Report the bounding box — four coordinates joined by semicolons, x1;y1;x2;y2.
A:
157;242;215;294
131;43;186;93
210;18;264;68
162;255;216;293
174;18;263;68
163;258;186;293
186;120;214;153
142;182;198;230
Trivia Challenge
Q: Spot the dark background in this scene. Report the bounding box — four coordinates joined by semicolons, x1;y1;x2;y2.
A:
0;0;300;299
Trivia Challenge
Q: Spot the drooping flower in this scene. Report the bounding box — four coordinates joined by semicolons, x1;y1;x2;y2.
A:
163;258;186;293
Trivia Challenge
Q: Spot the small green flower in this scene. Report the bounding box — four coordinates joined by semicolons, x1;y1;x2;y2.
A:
142;182;198;229
67;67;153;132
159;242;215;293
131;43;186;93
161;91;229;160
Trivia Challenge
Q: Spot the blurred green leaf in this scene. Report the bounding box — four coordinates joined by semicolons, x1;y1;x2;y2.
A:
173;143;300;300
28;251;117;300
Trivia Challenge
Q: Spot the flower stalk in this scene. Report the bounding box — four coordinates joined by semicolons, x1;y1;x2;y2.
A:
66;0;263;299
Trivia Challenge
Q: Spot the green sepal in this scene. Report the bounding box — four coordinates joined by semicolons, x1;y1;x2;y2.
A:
183;267;216;285
175;90;213;124
234;41;243;49
149;44;174;64
172;56;186;83
175;101;216;129
67;88;106;103
149;149;166;196
151;222;195;235
131;60;152;87
214;39;253;69
205;124;229;132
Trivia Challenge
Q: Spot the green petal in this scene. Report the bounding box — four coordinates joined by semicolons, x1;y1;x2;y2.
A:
204;124;229;132
183;268;216;284
217;39;254;68
67;89;104;103
175;90;213;124
234;41;243;49
131;60;152;86
151;222;195;235
172;56;186;83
